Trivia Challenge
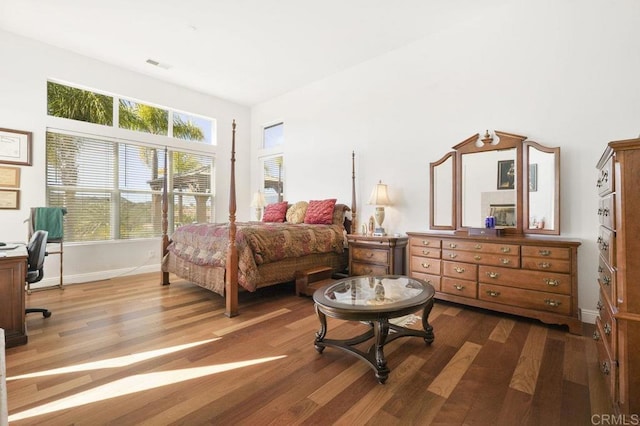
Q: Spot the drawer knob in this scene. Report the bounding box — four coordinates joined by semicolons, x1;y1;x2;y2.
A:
474;244;482;249
486;290;500;297
421;263;431;269
544;299;561;307
500;247;511;253
421;240;430;246
453;284;465;291
601;361;610;375
474;255;481;261
500;258;511;265
486;271;499;278
538;262;551;269
544;278;559;287
454;266;465;273
593;330;601;341
604;323;612;335
449;243;457;248
449;253;458;259
538;250;551;256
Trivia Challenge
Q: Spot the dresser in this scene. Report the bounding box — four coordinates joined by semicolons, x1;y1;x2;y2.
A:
347;235;408;276
595;138;640;415
406;232;581;334
0;246;28;348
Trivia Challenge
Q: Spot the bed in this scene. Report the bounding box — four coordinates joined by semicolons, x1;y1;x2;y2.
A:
160;120;357;317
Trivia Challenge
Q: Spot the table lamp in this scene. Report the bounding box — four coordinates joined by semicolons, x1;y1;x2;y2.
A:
368;180;392;236
250;190;266;221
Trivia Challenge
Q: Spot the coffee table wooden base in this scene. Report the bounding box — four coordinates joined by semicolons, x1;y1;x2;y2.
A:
314;299;434;384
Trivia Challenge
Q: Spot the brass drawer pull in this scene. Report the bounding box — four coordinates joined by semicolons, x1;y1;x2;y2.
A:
596;178;602;188
453;284;465;291
601;361;610;375
598;266;603;273
500;247;511;253
448;243;457;248
486;271;499;279
454;266;465;273
539;250;551;256
593;330;601;341
603;276;611;286
603;208;610;217
604;323;612;335
449;253;458;259
486;290;500;297
538;262;551;269
601;242;609;251
422;250;430;256
597;208;603;216
500;258;511;265
365;252;374;258
474;255;481;261
544;299;561;307
597;300;604;311
421;240;430;246
474;244;482;249
421;263;431;269
544;278;559;287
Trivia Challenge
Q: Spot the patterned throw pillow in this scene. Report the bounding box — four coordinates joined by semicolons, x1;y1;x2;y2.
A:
304;198;337;224
262;201;289;222
286;201;308;224
332;204;349;225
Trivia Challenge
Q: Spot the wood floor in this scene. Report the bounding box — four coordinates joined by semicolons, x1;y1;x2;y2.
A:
6;273;613;425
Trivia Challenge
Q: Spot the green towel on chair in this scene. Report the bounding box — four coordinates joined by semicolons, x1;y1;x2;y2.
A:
34;207;66;240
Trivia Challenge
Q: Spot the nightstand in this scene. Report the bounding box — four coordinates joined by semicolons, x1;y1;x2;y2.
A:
347;234;408;276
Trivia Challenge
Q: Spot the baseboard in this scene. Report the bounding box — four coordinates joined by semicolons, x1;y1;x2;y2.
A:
580;308;598;325
28;263;161;289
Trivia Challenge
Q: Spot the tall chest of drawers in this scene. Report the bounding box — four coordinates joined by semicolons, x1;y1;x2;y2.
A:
595;138;640;415
406;232;581;334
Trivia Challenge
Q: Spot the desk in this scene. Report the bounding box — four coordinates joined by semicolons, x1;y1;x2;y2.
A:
313;275;435;383
0;246;27;348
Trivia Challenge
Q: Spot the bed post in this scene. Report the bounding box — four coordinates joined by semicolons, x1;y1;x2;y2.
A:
225;120;239;317
351;151;357;234
161;146;170;285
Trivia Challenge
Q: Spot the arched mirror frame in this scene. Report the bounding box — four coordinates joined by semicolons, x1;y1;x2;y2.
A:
429;151;456;230
523;141;561;235
429;129;560;236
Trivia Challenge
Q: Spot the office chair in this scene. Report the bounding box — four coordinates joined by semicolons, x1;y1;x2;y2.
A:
25;230;52;318
27;207;66;293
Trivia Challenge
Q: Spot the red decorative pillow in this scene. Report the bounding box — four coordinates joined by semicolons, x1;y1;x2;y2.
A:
262;201;288;222
304;198;337;224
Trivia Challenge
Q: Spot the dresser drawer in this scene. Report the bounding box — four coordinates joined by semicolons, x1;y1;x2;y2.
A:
351;261;388;276
352;247;388;264
598;194;615;230
598;286;617;354
442;239;519;255
597;226;615;266
411;272;441;291
594;317;617;399
441;277;477;298
443;261;477;281
521;257;570;273
598;255;615;303
410;236;441;249
410;257;441;275
478;284;571;315
521;245;570;260
479;265;571;294
442;250;519;268
411;246;441;259
597;156;614;196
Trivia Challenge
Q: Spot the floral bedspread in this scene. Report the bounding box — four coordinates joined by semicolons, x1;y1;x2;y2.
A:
167;222;346;288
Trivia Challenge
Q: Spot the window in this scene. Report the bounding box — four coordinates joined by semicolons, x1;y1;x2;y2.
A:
263;122;283;149
46;131;213;242
45;81;216;243
262;155;284;204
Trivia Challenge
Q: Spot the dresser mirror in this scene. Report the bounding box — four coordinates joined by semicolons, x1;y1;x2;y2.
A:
429;130;560;235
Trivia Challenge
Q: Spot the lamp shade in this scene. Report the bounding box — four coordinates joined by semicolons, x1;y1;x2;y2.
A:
368;180;391;206
251;191;266;208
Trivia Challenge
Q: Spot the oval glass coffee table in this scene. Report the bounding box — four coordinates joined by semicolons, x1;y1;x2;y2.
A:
313;275;435;383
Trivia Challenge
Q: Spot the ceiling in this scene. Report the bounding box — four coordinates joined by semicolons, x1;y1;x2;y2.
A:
0;0;499;106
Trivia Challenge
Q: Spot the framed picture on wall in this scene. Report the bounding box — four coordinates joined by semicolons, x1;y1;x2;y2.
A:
0;166;20;188
0;127;32;166
497;160;515;190
0;189;20;209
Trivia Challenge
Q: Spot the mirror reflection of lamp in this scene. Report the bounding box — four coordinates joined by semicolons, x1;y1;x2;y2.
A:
250;191;266;221
368;180;392;236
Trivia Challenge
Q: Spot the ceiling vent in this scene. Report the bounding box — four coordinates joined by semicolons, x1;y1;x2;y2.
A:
145;58;172;70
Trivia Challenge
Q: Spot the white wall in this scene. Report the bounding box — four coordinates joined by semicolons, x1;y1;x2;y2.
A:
0;30;251;286
251;0;640;322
